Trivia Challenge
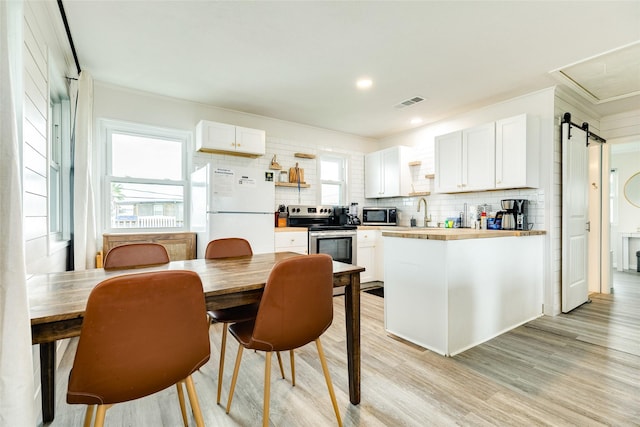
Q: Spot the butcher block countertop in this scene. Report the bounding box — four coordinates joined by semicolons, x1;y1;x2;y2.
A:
275;227;307;232
381;228;545;240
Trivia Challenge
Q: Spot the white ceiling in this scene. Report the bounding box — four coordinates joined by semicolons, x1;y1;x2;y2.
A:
61;1;640;139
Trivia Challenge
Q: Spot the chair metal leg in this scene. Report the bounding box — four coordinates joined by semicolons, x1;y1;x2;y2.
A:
184;375;205;427
315;338;342;427
225;345;244;414
217;322;229;404
94;405;107;427
176;381;188;426
83;405;95;427
290;350;296;386
276;351;285;379
263;352;272;427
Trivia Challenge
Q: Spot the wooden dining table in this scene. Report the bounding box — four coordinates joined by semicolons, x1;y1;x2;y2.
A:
28;252;364;423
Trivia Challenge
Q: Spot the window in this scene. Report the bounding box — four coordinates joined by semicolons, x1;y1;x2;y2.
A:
49;103;62;236
49;97;71;242
104;121;189;231
319;154;347;205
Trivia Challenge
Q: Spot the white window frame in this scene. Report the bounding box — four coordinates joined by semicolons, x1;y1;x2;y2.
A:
610;168;619;226
48;96;72;246
318;153;348;205
101;119;191;233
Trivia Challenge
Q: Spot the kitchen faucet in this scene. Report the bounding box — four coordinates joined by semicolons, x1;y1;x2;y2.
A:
417;197;431;227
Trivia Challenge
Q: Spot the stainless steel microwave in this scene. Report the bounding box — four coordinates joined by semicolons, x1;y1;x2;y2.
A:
362;207;398;225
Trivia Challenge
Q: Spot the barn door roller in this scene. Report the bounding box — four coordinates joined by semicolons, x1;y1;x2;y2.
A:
562;112;607;146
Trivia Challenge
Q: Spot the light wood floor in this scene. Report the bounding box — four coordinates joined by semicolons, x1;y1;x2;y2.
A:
43;272;640;426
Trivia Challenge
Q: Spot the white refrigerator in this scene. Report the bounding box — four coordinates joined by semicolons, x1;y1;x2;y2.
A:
191;163;276;257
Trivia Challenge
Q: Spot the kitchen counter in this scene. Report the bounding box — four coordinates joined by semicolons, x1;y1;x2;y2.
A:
381;228;545;240
274;227;307;232
383;230;543;356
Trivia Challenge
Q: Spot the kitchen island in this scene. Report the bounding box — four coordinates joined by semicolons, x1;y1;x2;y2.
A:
382;228;545;356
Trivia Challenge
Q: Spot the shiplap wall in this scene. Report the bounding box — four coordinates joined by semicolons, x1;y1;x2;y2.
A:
22;3;49;269
21;3;74;422
21;2;72;278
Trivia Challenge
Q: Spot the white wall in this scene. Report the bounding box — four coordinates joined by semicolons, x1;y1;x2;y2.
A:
610;145;640;270
91;82;378;241
602;110;640;271
377;87;557;313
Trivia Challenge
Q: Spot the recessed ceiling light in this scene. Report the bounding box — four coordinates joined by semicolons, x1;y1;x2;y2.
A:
356;78;373;89
411;117;423;125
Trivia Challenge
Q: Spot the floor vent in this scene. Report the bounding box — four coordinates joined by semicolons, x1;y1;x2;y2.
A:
394;96;425;109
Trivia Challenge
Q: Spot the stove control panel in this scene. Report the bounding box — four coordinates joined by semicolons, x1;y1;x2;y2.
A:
287;205;334;218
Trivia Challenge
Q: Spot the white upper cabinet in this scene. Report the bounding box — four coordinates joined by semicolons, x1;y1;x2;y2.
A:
435;123;495;193
435;115;539;193
434;131;463;193
365;146;412;198
196;120;266;157
495;114;539;189
463;122;496;191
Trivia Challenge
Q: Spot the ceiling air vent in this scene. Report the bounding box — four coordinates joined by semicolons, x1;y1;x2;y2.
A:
394;96;425;109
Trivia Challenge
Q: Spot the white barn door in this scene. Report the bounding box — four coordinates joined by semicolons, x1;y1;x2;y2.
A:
562;122;590;312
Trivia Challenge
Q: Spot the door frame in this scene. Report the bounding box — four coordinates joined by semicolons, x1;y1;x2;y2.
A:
589;144;611;294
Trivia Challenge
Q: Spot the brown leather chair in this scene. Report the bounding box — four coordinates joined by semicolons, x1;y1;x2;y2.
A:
66;270;210;427
204;237;253;259
103;242;170;270
205;238;286;405
101;242;196;422
225;254;342;427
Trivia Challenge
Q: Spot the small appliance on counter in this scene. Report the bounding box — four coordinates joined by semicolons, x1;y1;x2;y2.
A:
500;199;528;230
361;206;398;226
276;204;287;227
333;204;360;226
348;203;361;225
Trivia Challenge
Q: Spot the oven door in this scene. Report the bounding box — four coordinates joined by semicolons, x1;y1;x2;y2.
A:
308;229;357;265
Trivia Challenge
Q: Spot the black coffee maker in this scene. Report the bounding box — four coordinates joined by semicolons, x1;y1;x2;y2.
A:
501;199;528;230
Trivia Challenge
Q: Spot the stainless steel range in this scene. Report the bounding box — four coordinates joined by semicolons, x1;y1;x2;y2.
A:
287;205;357;265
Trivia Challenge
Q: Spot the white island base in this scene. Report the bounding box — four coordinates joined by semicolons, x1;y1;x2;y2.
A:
383;231;543;356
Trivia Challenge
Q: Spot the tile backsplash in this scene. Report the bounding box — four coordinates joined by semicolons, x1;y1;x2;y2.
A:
369;187;544;230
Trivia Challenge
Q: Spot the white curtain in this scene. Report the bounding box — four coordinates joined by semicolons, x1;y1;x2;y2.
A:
0;0;37;425
72;71;97;271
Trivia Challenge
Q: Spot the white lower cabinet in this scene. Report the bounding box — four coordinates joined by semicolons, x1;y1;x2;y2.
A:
383;234;543;356
274;230;308;254
357;230;383;283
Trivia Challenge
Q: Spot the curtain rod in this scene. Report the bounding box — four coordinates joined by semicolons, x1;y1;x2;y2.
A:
562;112;606;145
57;0;81;75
